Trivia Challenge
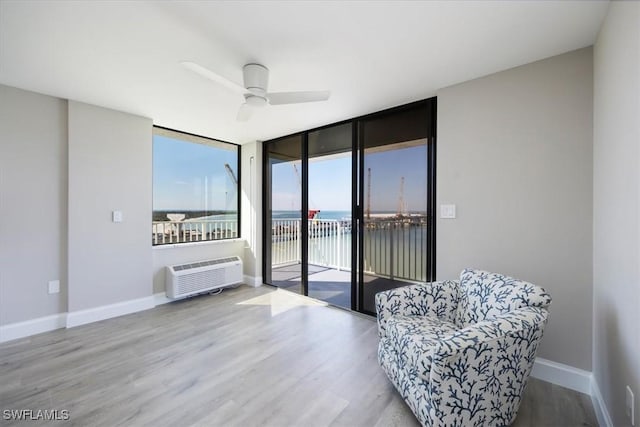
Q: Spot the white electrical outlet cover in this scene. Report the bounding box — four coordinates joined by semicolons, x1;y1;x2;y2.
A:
48;280;60;294
440;204;456;219
112;210;123;223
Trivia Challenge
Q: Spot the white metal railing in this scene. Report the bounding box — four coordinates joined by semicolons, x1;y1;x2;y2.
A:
272;219;351;270
271;219;301;266
152;220;238;245
308;220;351;270
362;219;428;282
271;217;428;282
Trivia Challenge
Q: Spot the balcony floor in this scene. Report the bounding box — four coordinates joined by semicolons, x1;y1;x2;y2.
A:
271;264;406;313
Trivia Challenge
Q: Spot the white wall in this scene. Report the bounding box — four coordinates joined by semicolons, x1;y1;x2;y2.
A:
68;101;153;312
593;2;640;425
241;141;263;284
437;48;594;371
0;85;68;325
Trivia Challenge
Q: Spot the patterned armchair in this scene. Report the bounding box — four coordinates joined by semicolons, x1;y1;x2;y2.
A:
376;269;552;427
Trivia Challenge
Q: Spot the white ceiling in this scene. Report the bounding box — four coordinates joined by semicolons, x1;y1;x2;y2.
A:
0;0;609;144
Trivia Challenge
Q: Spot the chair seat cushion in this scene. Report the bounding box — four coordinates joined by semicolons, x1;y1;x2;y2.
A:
386;315;458;381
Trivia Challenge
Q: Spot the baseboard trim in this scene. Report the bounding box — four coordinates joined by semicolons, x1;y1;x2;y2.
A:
590;376;614;427
66;296;155;328
0;313;67;343
153;292;172;306
531;357;592;395
243;275;263;287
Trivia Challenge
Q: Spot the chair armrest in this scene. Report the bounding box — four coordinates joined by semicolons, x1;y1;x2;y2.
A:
426;306;549;427
375;280;460;338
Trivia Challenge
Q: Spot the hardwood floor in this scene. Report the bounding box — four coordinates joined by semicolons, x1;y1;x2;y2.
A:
0;285;597;426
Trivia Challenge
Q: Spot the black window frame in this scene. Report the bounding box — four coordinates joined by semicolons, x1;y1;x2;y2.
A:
261;98;436;315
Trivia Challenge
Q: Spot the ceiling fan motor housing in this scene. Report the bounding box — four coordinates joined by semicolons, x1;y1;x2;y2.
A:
243;63;269;96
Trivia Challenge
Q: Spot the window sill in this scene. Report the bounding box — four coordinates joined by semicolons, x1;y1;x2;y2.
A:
152;238;245;250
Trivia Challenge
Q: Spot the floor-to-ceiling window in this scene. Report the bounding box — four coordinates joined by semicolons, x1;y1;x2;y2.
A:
263;98;436;315
306;123;353;309
358;101;436;313
263;134;303;293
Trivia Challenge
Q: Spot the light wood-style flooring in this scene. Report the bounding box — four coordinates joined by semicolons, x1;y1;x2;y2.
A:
0;285;597;426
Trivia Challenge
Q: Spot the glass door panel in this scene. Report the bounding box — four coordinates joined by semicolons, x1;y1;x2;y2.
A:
307;124;353;309
359;103;433;313
264;134;303;294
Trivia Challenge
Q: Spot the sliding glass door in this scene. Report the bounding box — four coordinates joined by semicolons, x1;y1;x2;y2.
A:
263;134;303;294
263;98;436;315
306;123;353;309
358;102;435;314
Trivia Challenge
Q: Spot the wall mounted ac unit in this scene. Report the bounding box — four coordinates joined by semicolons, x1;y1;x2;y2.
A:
166;256;243;299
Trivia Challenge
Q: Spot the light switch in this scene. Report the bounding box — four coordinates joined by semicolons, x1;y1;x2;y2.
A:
440;204;456;219
112;210;123;223
48;280;60;294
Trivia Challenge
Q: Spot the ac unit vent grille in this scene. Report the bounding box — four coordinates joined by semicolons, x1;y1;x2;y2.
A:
177;268;225;295
166;256;243;299
173;256;240;271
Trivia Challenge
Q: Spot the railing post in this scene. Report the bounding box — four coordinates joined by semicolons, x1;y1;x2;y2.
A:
296;220;301;264
389;222;394;281
337;221;341;271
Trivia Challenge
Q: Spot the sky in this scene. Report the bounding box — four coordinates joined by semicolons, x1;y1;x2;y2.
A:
153;135;238;211
271;144;428;213
153;134;428;213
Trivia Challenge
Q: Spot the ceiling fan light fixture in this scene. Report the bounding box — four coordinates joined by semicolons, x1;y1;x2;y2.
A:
245;95;268;107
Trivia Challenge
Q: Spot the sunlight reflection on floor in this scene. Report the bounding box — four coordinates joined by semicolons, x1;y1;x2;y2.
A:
236;288;328;316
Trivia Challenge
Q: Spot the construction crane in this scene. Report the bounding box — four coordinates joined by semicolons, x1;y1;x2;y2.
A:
292;164;301;190
292;164;320;219
224;163;237;185
397;176;406;217
366;168;371;220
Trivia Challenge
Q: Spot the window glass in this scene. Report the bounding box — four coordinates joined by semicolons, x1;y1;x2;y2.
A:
152;127;239;245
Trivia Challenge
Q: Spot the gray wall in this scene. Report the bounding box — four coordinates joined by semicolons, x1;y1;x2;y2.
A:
437;48;593;370
1;84;255;324
0;85;68;325
68;101;153;311
593;2;640;425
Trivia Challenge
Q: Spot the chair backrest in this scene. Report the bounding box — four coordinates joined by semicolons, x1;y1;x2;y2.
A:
455;268;552;328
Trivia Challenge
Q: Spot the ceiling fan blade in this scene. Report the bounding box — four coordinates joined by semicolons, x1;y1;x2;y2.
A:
267;90;331;105
236;103;254;122
181;61;247;94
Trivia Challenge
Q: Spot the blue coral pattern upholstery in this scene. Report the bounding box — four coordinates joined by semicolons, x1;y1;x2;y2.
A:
376;269;551;427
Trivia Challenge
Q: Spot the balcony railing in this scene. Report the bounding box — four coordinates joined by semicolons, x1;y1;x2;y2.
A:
152;217;428;282
152;220;238;245
272;217;428;283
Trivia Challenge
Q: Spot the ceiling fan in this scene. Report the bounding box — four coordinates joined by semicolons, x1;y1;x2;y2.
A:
181;61;331;121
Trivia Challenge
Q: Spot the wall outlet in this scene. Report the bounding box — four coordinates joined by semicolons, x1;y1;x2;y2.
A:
627;385;635;426
440;204;456;219
48;280;60;294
